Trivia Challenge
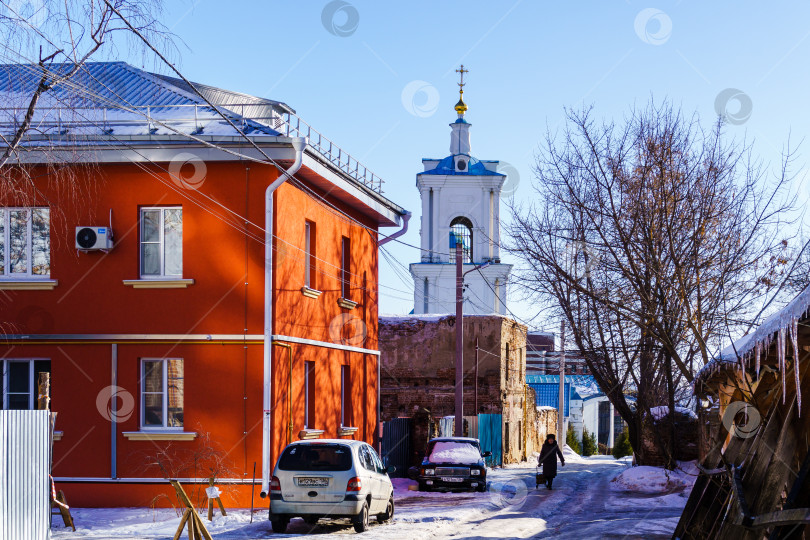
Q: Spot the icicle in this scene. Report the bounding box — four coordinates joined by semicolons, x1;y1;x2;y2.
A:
755;341;762;378
778;328;787;404
791;317;802;415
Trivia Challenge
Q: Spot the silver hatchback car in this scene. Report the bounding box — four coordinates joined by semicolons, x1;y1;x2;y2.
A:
269;439;395;533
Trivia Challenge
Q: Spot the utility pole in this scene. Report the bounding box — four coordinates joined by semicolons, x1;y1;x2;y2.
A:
474;337;479;415
451;234;491;438
454;235;464;437
558;320;566;440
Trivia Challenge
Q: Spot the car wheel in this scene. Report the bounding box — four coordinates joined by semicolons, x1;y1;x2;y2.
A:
377;496;394;523
270;516;289;533
418;481;430;492
303;516;319;525
476;482;487;492
353;500;370;533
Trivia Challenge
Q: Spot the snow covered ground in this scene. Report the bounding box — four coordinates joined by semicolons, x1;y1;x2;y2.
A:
51;451;696;539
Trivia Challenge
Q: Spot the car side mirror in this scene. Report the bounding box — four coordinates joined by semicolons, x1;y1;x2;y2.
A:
386;465;396;474
482;451;492;458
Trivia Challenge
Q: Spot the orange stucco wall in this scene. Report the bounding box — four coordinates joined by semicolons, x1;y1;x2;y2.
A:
1;158;382;507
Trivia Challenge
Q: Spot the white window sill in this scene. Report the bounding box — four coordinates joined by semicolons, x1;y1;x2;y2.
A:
53;431;63;441
123;431;197;441
123;279;194;289
338;426;358;437
0;279;58;290
338;298;358;310
298;428;325;440
301;286;322;299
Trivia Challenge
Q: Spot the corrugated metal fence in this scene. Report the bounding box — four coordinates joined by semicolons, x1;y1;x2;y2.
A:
438;416;455;437
1;410;51;540
380;418;412;478
477;413;502;467
463;415;478;439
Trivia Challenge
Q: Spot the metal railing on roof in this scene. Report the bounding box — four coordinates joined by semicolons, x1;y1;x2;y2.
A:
0;103;385;194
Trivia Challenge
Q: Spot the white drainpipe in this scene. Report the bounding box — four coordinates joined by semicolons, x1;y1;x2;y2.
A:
261;137;306;498
378;211;411;247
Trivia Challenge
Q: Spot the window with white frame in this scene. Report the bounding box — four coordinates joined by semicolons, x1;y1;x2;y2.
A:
141;358;184;429
340;364;350;427
340;236;351;299
305;221;316;289
1;359;51;410
0;208;50;279
140;207;182;278
304;361;315;428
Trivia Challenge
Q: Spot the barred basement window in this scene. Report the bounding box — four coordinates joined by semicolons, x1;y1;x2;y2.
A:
0;208;50;278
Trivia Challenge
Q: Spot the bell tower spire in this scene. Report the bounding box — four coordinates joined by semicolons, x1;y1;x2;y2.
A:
450;65;472;155
454;64;469;118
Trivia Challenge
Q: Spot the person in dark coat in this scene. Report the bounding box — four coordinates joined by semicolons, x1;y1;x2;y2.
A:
538;434;565;489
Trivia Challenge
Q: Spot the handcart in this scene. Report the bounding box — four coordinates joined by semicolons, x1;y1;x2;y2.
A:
535;466;546;489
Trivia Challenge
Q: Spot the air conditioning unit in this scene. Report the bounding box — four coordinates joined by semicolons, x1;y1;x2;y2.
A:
75;226;113;250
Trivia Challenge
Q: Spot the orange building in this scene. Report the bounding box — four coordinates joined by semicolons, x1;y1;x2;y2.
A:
0;62;408;507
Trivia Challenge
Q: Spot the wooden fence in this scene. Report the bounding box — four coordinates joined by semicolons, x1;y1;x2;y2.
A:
673;319;810;538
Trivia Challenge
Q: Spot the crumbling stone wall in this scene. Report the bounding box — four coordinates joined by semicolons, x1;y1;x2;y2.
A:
379;315;512;420
381;314;539;465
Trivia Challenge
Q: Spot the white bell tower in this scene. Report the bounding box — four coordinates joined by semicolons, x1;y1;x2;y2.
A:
410;66;512;315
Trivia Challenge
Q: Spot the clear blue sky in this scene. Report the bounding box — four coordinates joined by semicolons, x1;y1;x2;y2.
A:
132;1;810;332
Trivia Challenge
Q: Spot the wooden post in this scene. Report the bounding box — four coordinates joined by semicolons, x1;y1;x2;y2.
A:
170;480;213;540
37;372;50;410
206;477;226;521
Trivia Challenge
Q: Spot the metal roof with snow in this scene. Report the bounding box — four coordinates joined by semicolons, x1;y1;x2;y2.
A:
0;61;393;199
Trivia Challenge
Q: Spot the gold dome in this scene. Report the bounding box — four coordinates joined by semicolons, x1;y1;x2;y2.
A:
454;92;468;115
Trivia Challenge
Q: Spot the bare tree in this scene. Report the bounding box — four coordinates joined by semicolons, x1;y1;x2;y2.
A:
508;101;796;466
0;0;173;206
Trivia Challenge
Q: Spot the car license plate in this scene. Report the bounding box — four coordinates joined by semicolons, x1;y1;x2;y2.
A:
297;477;328;487
440;477;464;482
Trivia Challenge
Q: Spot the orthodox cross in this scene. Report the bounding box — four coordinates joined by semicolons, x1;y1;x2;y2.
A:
456;65;469;92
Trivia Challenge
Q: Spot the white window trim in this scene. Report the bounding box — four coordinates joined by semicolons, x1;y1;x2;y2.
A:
0;207;50;280
340;365;347;428
2;359;46;410
139;207;182;280
340;237;350;299
304;221;312;289
140;358;183;431
304;361;312;429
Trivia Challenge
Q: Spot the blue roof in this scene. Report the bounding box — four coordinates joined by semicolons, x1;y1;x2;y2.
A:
525;374;599;388
421;154;505;176
529;382;570;415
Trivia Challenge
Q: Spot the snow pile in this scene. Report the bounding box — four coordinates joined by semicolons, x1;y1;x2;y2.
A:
610;462;697;494
649;406;697;421
562;444;586;463
429;441;482;464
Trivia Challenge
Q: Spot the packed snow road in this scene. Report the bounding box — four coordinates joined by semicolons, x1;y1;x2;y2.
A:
52;453;693;539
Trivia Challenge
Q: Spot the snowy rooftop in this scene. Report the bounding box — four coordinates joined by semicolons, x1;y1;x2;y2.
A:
0;62;385;194
698;286;810;410
525;374;601;398
379;313;517;323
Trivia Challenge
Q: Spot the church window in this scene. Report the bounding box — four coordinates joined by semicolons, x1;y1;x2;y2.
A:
449;216;473;263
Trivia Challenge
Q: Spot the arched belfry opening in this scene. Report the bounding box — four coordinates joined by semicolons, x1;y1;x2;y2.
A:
449;216;473;263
